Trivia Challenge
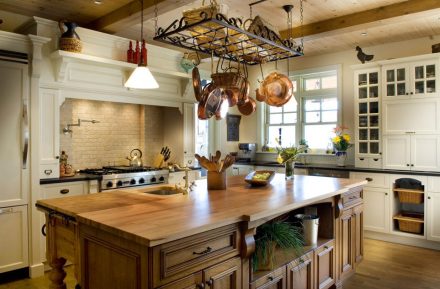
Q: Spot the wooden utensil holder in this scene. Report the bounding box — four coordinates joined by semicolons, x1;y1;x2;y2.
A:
207;171;226;190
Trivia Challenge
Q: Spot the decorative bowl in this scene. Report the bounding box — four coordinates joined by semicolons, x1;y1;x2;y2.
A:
244;170;275;186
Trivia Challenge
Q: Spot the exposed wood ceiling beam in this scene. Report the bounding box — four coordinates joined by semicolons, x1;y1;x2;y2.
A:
87;0;193;33
279;0;440;40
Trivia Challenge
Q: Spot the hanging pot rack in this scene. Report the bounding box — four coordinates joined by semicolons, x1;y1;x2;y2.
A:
153;10;303;65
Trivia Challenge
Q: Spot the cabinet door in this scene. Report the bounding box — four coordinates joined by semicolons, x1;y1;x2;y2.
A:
203;257;241;289
338;209;354;282
382;64;409;99
183;103;196;165
411;61;437;98
383;135;411;170
0;60;29;207
286;252;313;289
363;188;390;233
251;266;286;289
352;204;364;265
314;240;335;289
40;89;61;179
411;135;440;172
0;205;29;273
157;272;203;289
427;192;440;242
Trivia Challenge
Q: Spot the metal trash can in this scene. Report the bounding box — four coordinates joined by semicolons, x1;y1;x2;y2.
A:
295;214;319;245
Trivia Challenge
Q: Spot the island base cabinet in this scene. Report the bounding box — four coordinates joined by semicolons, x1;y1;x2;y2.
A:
251;266;286;289
286;252;313;289
314;240;336;289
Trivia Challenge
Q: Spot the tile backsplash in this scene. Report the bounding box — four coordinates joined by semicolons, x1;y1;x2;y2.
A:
60;99;165;169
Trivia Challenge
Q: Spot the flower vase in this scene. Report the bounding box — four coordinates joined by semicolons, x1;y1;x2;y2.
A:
285;160;294;180
336;151;347;167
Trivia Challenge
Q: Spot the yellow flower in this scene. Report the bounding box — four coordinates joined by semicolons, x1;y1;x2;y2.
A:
277;154;283;164
343;134;350;142
332;136;340;144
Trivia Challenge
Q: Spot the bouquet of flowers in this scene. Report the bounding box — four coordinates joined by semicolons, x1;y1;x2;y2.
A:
332;126;352;152
275;139;305;164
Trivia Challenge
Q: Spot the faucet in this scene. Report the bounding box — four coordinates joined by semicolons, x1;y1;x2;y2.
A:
171;164;196;194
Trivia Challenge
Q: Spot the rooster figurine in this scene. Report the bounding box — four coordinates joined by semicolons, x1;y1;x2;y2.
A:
356;46;374;64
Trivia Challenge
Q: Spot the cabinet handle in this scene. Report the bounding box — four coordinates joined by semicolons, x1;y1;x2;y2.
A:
55;156;60;159
411;164;414;167
406;92;409;95
44;169;53;175
428;196;431;200
196;283;205;289
60;189;70;194
206;279;213;287
22;99;29;169
299;258;305;263
193;246;212;255
410;92;414;95
365;177;373;182
385;193;388;196
406;164;410;167
324;246;329;250
373;158;379;161
267;276;274;282
41;224;47;236
0;208;13;214
359;158;365;161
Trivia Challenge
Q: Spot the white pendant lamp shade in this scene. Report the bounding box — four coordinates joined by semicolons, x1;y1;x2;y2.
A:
125;66;159;89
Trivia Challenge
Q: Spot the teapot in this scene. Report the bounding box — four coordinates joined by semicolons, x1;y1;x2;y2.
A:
126;149;143;167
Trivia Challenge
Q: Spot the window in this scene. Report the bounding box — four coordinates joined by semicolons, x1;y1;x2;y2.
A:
263;66;340;151
265;82;298;147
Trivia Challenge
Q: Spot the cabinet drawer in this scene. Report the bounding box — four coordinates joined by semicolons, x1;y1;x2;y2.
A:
39;164;59;179
350;172;388;188
342;188;362;208
41;182;87;199
152;224;240;287
250;265;286;289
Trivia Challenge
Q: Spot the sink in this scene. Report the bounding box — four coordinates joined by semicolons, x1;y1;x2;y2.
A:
142;186;183;196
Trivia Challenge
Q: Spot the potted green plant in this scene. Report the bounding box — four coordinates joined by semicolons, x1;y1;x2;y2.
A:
275;139;305;179
252;220;304;271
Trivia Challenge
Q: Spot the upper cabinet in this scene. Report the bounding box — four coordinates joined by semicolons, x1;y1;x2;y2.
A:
353;67;382;168
382;58;439;99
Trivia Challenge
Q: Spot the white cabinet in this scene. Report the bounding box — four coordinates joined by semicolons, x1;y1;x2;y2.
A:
382;59;438;99
382;99;440;134
168;170;201;185
427;192;440;242
383;134;440;171
363;187;390;233
0;205;29;273
183;103;196;166
353;67;382;167
0;60;29;207
39;89;61;179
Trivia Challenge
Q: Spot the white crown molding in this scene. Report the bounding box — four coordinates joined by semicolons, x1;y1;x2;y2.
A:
0;30;30;54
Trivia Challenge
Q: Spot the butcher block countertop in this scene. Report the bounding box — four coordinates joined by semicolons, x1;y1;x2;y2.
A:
36;174;367;247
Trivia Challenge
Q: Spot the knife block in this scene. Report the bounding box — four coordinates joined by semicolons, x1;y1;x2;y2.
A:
207;171;226;190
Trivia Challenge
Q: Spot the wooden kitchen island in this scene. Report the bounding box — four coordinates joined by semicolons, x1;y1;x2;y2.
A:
36;174;367;289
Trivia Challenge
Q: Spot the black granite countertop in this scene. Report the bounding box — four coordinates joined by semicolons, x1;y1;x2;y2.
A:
40;173;102;185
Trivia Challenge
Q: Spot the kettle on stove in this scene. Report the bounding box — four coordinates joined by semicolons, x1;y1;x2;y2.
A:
126;149;143;167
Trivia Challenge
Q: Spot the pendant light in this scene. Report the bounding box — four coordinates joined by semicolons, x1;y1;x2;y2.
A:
125;0;159;89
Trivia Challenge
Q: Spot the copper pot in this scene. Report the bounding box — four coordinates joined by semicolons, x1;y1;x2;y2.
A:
198;82;214;119
255;86;266;102
237;96;256;115
192;67;202;102
262;72;293;107
225;88;239;107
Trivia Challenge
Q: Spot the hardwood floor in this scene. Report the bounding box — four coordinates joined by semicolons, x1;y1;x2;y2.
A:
0;239;439;289
344;239;440;289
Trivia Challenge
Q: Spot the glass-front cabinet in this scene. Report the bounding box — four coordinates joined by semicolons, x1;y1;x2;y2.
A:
354;67;382;168
382;60;438;99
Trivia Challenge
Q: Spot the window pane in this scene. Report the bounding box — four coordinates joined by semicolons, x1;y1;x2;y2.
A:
292;80;298;92
269;113;282;124
269;106;282;113
322;111;337;122
306;111;320;123
305;99;320;111
283;97;297;112
304;124;335;149
268;126;295;147
322;98;337;110
305;78;321;90
283;113;297;124
321;75;337;89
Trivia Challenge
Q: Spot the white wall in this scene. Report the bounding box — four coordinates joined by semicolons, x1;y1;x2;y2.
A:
241;34;440;164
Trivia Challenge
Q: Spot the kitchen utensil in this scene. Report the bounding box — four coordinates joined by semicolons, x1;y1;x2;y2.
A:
162;146;171;161
126;148;143;167
237;96;256;115
153;154;164;168
192;67;202;102
213;150;221;163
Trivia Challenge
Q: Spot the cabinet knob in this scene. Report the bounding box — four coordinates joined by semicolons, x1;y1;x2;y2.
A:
428;196;431;200
324;245;329;250
365;177;373;182
196;283;205;289
385;193;388;196
410;92;414;95
60;189;70;194
206;279;213;287
267;276;274;281
411;164;414;167
406;164;410;166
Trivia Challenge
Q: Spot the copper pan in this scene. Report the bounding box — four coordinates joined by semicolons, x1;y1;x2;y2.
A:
192;67;202;102
197;82;214;120
238;79;250;103
224;88;239;107
215;92;229;120
237;96;256;116
263;72;292;107
255;86;266;102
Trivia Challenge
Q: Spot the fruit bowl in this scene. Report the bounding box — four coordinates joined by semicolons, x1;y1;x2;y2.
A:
244;170;275;186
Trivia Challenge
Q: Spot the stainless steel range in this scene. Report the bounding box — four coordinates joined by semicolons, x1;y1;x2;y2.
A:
80;166;169;191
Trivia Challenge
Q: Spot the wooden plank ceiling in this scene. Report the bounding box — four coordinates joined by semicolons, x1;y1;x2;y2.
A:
0;0;439;56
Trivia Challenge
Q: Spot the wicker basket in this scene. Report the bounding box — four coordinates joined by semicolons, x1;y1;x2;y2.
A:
59;37;82;53
393;212;424;234
394;188;424;204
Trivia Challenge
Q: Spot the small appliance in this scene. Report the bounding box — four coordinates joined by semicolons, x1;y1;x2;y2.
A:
236;143;257;162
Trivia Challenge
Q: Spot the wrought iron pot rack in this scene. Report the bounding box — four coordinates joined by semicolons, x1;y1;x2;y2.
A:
153;12;303;65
